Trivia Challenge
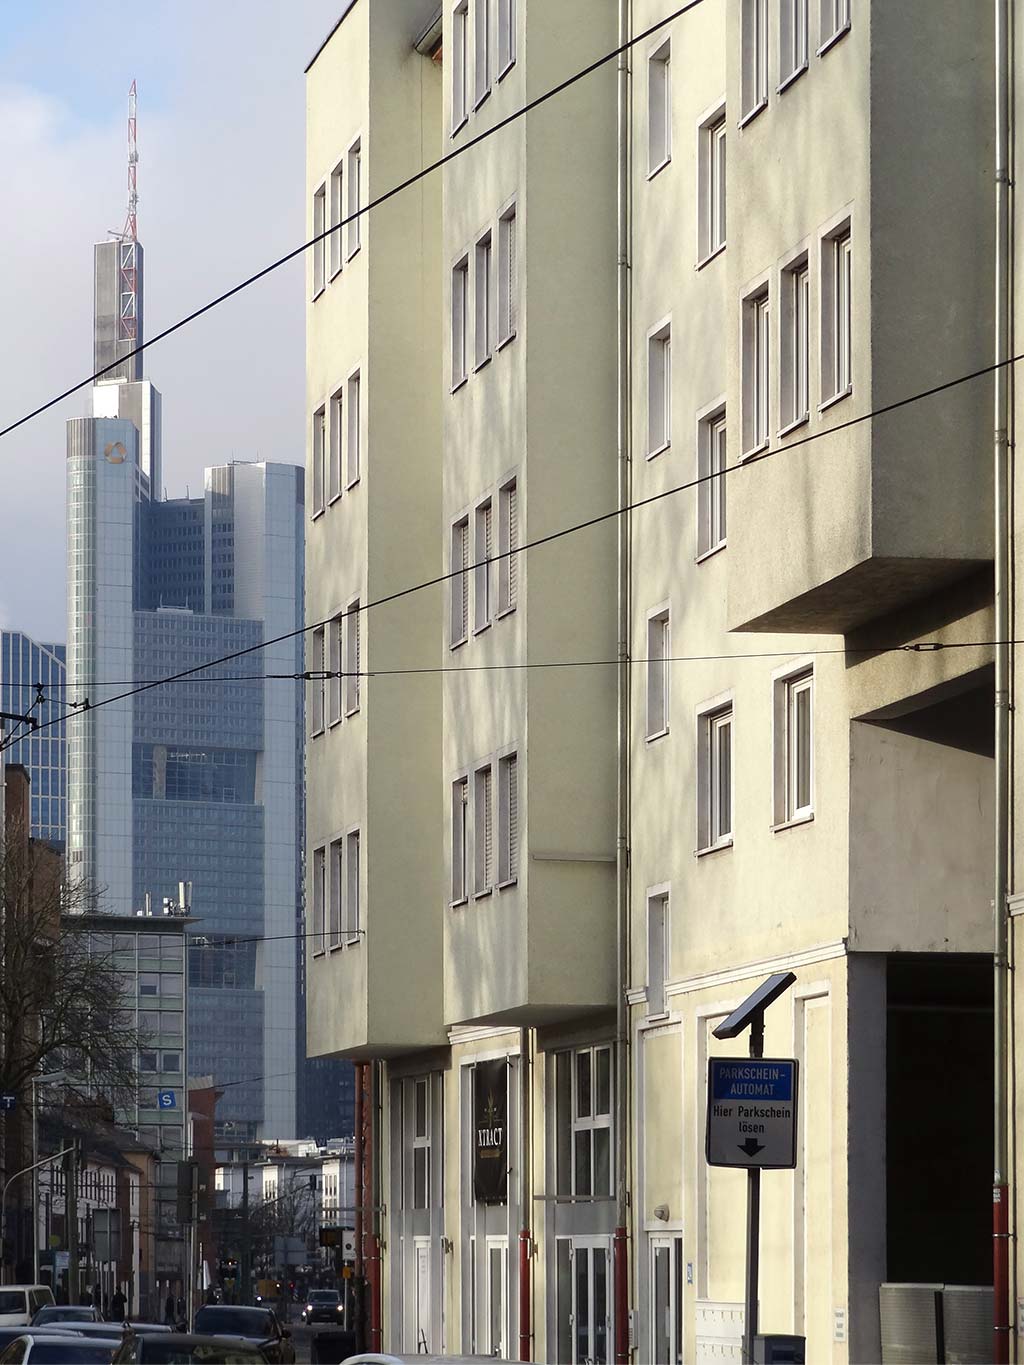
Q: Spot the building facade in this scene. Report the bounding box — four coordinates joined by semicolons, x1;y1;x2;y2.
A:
0;631;67;846
306;2;999;1362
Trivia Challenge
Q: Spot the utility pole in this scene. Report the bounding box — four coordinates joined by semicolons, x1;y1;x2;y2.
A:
240;1161;251;1306
66;1139;80;1305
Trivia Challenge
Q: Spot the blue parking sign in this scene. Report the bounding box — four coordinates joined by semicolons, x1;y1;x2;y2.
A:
157;1090;177;1109
0;1095;16;1113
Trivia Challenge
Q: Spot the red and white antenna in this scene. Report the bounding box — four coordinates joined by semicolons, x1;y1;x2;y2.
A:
118;81;140;345
123;79;138;241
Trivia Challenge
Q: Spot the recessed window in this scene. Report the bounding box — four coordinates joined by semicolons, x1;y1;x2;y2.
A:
646;609;670;739
774;668;813;824
698;109;726;262
647;892;669;1017
698;702;733;852
819;0;851;52
474;499;494;632
312;406;326;516
346;371;361;487
741;0;769;121
498;751;519;884
474;763;494;895
344;600;360;716
346;139;362;259
497;0;516;75
452;255;469;389
451;517;470;647
780;256;810;430
697;406;727;557
475;231;493;369
821;224;852;403
329;162;344;278
780;0;809;85
412;1077;430;1208
329;836;343;947
310;627;325;736
312;845;326;952
473;0;491;107
345;829;361;940
556;1046;613;1197
648;321;672;456
498;477;519;615
742;287;770;455
328;388;343;502
452;1;469;133
312;186;326;296
452;775;469;903
497;204;518;345
328;614;343;726
648;40;672;175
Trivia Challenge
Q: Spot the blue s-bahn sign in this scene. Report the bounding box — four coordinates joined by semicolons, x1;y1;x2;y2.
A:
705;1058;798;1170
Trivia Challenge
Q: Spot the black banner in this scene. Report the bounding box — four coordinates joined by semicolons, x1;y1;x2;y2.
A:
472;1058;508;1205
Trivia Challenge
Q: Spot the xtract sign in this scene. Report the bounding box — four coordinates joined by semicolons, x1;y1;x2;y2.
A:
705;1057;799;1170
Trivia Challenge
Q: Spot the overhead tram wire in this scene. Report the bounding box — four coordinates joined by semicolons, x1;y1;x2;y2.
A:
0;0;709;445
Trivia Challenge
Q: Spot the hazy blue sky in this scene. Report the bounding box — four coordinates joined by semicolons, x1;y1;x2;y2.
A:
0;0;341;639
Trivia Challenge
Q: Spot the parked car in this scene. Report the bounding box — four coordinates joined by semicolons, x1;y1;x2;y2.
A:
112;1332;270;1363
30;1306;102;1326
0;1330;122;1362
52;1322;170;1338
300;1291;343;1325
191;1307;294;1364
0;1290;54;1329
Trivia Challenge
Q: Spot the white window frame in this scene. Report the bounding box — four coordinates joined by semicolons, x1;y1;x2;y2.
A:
328;612;343;726
568;1045;613;1198
497;0;516;76
696;697;733;854
647;39;672;177
412;1077;431;1210
773;663;814;827
649;1236;685;1365
818;0;851;55
310;626;326;736
497;747;519;886
696;400;727;560
497;476;519;616
646;886;670;1019
740;0;769;124
820;216;852;407
473;0;491;108
741;281;771;457
329;161;345;279
452;254;470;390
485;1237;508;1358
329;835;343;948
474;229;493;370
312;844;326;954
451;516;470;647
451;772;469;905
497;201;517;347
452;0;469;134
346;138;362;260
346;368;362;487
474;761;494;897
697;103;727;265
312;405;326;516
344;826;362;942
645;605;670;741
344;598;361;717
780;0;809;88
312;183;326;297
779;249;810;434
328;387;343;503
647;317;672;457
474;498;494;633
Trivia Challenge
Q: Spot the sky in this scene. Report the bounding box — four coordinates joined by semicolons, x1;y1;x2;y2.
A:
0;0;342;640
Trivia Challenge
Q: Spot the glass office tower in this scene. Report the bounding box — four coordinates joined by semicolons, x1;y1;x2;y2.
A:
0;632;67;846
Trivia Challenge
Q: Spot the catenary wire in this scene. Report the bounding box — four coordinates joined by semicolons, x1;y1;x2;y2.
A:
0;0;707;444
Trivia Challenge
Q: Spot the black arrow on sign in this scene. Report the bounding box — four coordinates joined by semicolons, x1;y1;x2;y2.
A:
738;1138;765;1157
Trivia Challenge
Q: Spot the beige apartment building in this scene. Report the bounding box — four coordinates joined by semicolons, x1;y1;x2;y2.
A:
306;2;1003;1361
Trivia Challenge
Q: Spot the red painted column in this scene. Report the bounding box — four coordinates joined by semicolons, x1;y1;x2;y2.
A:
614;1224;629;1364
994;1182;1010;1364
518;1228;531;1361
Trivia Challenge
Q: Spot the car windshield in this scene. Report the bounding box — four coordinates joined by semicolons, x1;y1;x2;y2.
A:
309;1293;338;1304
0;1296;25;1316
32;1308;94;1324
137;1343;267;1363
192;1309;271;1338
29;1346;121;1364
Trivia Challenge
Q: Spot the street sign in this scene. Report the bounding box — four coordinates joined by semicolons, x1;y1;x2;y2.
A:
0;1094;16;1113
55;1251;69;1272
157;1090;177;1109
706;1057;798;1169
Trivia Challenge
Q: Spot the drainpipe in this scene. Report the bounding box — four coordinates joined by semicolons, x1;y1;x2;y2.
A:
369;1061;382;1354
519;1029;532;1361
994;0;1013;1359
354;1063;365;1353
614;0;633;1361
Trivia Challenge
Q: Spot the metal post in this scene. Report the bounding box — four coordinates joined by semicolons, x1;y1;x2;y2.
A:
743;1013;765;1365
31;1078;38;1285
67;1142;79;1305
240;1161;251;1307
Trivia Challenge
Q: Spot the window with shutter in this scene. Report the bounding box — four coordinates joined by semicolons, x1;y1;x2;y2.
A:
328;389;343;502
312;407;326;515
452;256;469;387
312;187;326;296
473;0;491;107
475;232;493;368
646;610;670;738
499;751;519;884
345;600;361;715
329;162;344;279
312;846;326;952
346;139;362;258
475;499;493;632
475;764;493;894
498;205;517;345
346;829;361;939
329;838;343;947
452;1;469;132
498;0;516;74
452;777;469;903
451;519;470;645
328;616;342;725
311;628;326;735
346;371;361;486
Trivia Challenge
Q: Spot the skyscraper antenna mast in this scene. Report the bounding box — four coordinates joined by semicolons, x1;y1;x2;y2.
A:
124;79;138;242
118;81;140;346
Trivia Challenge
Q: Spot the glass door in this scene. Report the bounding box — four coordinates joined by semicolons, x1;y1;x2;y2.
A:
557;1237;612;1364
413;1238;431;1353
650;1236;683;1364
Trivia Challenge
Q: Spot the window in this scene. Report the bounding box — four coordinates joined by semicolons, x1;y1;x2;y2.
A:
498;478;518;614
742;287;770;454
498;0;516;74
346;371;361;486
452;1;469;132
310;627;326;735
780;256;810;430
698;109;726;262
647;891;669;1017
821;224;852;402
741;0;769;120
774;668;813;824
474;499;494;632
819;0;851;51
648;321;672;455
329;837;343;947
452;776;469;903
312;186;326;295
312;406;326;515
328;615;343;725
556;1045;612;1197
648;40;672;175
780;0;808;85
413;1079;430;1209
474;763;494;895
697;406;727;558
698;703;733;851
497;204;517;345
329;388;343;502
473;0;491;107
475;231;493;368
345;829;361;939
486;1241;508;1358
451;517;470;646
329;162;344;278
139;1051;158;1073
346;139;362;259
646;609;670;739
650;1238;684;1365
452;255;469;388
344;600;360;716
312;845;326;952
498;751;519;884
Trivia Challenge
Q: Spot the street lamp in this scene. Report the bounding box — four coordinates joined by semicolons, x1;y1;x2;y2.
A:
32;1071;66;1284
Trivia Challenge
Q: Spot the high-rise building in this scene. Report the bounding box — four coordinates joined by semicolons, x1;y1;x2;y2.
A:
0;632;67;846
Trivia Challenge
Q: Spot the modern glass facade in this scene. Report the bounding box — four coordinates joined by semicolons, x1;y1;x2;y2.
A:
0;632;67;846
